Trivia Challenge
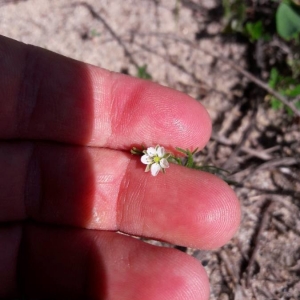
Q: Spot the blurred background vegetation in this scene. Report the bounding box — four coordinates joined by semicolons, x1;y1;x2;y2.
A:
222;0;300;115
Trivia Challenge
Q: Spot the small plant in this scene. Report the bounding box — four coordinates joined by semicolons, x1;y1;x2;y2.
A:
222;0;300;42
268;67;300;114
131;145;234;183
136;65;152;80
90;29;101;37
222;1;300;116
245;20;270;42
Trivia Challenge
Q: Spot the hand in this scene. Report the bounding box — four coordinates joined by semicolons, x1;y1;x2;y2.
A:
0;35;240;300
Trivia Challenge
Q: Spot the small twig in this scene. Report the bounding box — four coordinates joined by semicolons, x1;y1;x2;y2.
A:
236;182;300;199
215;252;235;297
219;249;239;286
212;133;279;160
134;32;300;117
245;157;299;181
292;95;300;105
234;284;244;300
222;102;257;170
0;0;26;6
77;2;139;68
219;57;300;117
246;200;274;288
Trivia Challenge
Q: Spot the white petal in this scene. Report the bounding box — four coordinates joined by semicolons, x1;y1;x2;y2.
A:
150;163;161;176
147;147;156;157
160;158;169;169
141;155;152;165
156;146;165;157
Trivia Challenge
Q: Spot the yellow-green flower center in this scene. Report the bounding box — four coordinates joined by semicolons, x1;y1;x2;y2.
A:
153;156;160;163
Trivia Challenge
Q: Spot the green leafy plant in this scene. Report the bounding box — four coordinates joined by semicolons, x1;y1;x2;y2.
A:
136;65;152;80
222;0;300;42
245;21;264;41
222;1;300;116
268;67;300;114
245;20;270;42
222;1;270;42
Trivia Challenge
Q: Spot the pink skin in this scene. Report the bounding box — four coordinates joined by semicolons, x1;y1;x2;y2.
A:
0;35;240;300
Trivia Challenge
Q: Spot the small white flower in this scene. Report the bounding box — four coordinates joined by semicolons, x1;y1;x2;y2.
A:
141;145;170;176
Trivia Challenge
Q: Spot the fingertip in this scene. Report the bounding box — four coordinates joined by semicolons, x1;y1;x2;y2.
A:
155;247;210;300
174;169;241;249
118;162;240;250
108;72;212;150
167;248;210;300
91;233;210;300
195;174;241;249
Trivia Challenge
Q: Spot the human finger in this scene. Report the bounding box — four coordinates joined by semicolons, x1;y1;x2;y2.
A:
0;142;240;249
1;223;210;300
0;35;211;150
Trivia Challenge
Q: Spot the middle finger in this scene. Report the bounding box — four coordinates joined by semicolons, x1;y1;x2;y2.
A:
0;141;240;249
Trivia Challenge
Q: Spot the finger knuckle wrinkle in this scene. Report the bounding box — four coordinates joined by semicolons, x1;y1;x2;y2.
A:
24;143;42;220
17;46;43;135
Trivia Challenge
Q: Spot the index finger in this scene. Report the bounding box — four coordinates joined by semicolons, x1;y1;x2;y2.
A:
0;35;211;149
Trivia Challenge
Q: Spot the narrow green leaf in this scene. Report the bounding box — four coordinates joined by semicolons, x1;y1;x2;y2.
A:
200;165;231;174
268;67;279;89
169;156;182;165
175;147;188;155
185;150;194;168
191;147;199;155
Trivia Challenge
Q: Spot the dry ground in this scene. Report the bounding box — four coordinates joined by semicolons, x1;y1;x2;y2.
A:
1;0;299;299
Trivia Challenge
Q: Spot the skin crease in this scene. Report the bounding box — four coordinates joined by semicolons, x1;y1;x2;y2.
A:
0;35;240;300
